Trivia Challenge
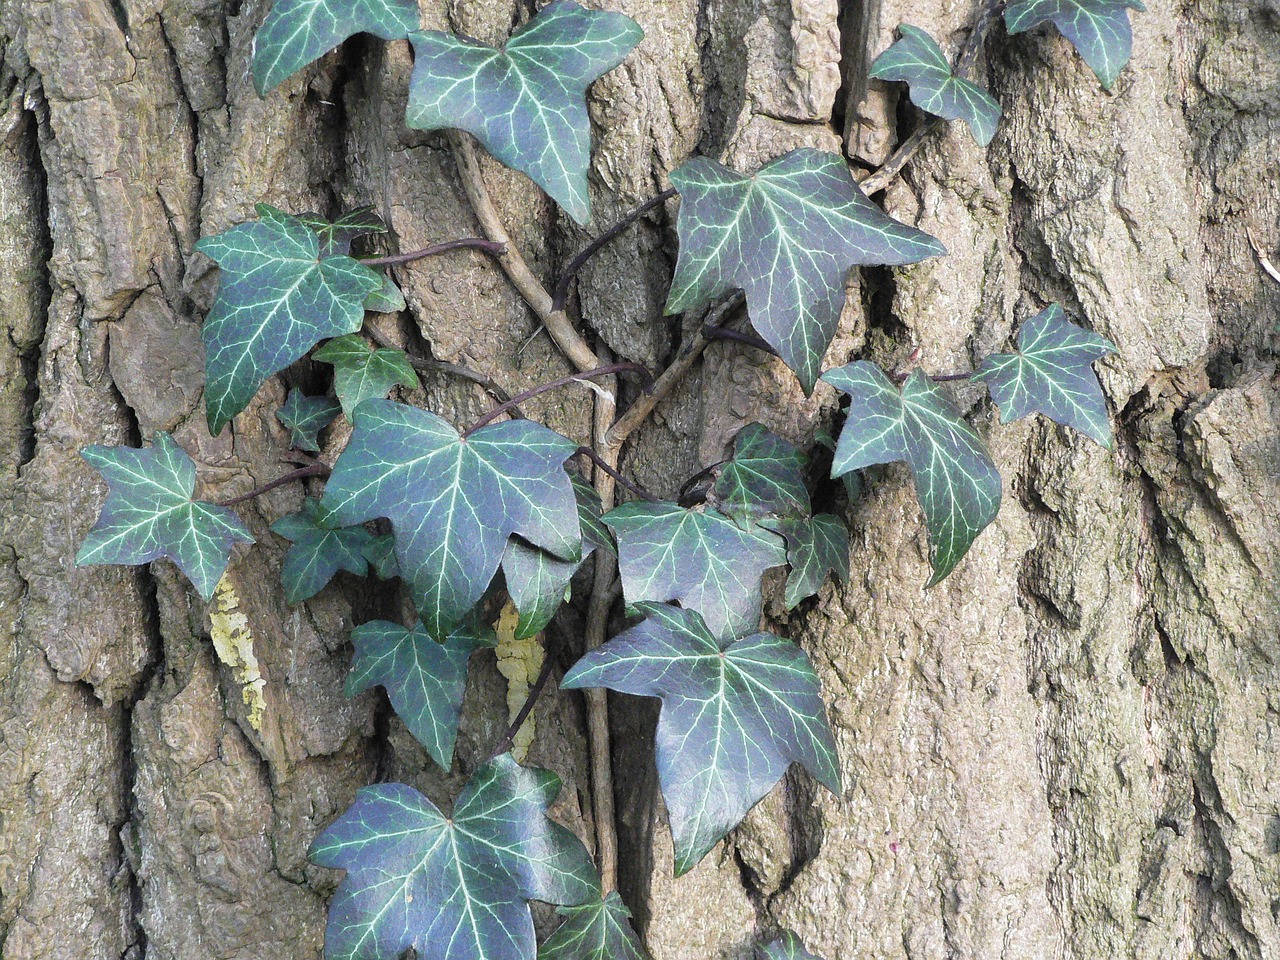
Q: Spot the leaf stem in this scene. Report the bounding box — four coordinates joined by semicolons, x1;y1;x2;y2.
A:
551;188;679;312
676;459;728;506
362;320;525;415
892;369;976;384
358;237;506;267
461;363;652;438
702;323;778;356
491;628;563;759
575;446;654;501
218;462;329;506
858;0;1006;196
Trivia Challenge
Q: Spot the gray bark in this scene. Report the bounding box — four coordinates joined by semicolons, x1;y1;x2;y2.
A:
0;1;1277;959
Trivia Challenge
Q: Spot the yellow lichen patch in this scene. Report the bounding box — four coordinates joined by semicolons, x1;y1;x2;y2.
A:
494;601;544;763
209;572;267;731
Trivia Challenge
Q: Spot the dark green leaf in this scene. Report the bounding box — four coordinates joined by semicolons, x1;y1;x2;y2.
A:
252;0;422;95
309;754;597;960
296;206;389;257
768;514;850;609
320;399;581;639
563;603;840;875
667;149;945;392
345;619;492;768
76;433;253;600
1004;0;1145;89
711;423;810;525
271;498;371;603
276;389;341;452
406;1;642;224
196;205;382;434
869;24;1002;146
313;335;421;417
363;274;407;313
604;501;787;640
572;475;615;557
822;363;1001;585
538;892;650;960
757;931;824;960
502;538;595;640
362;533;400;579
971;303;1116;448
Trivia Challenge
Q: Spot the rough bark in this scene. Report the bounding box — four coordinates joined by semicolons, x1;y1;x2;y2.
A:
0;1;1276;959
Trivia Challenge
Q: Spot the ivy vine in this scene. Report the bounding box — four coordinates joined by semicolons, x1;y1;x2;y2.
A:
75;0;1139;957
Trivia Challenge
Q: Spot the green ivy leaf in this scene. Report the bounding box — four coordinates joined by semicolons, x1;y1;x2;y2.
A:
362;533;399;579
822;363;1001;585
538;892;650;960
572;475;615;558
711;424;810;526
502;538;595;641
276;389;342;452
363;274;408;314
271;498;371;603
1004;0;1145;89
406;0;643;224
297;206;389;257
314;335;421;417
667;149;946;392
345;619;493;769
971;303;1116;448
604;501;787;640
309;754;597;960
196;205;382;435
768;514;850;609
76;433;254;600
869;24;1002;146
563;603;840;875
252;0;422;95
320;399;581;640
757;931;824;960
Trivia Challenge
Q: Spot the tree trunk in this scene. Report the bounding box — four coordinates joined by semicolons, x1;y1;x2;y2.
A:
0;1;1276;958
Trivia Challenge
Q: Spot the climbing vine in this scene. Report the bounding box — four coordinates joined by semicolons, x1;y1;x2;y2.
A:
75;0;1141;957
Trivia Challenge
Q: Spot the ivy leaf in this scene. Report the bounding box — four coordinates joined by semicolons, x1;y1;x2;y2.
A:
320;399;581;640
276;389;342;452
767;514;850;609
562;603;840;875
406;0;643;224
1004;0;1145;89
309;754;597;960
502;539;595;641
364;275;408;314
666;149;946;392
314;335;421;417
538;892;650;960
711;424;810;525
362;533;399;579
869;24;1002;146
757;931;824;960
271;498;371;603
252;0;422;95
604;502;787;640
345;618;493;769
822;363;1001;585
76;432;254;600
297;206;389;257
196;205;382;434
971;303;1116;448
572;475;615;557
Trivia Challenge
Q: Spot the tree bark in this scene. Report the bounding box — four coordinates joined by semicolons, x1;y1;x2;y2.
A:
0;1;1276;959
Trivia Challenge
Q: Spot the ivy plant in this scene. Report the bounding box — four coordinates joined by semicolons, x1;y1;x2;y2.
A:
74;0;1132;957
